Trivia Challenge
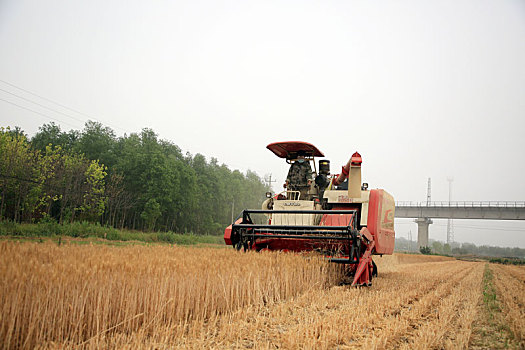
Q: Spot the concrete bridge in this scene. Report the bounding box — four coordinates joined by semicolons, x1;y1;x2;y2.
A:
395;201;525;248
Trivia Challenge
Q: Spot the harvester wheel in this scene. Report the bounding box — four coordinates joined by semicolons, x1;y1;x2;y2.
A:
372;260;378;278
235;238;250;252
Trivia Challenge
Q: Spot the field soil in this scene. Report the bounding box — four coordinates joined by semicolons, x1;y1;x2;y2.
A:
0;241;523;349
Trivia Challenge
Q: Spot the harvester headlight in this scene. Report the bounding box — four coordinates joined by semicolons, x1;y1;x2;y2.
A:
266;191;272;198
361;183;369;190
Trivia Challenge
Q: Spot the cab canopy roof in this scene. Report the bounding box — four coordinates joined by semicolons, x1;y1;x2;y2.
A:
266;141;324;159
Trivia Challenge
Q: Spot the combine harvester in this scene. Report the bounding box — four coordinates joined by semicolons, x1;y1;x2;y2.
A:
224;141;395;286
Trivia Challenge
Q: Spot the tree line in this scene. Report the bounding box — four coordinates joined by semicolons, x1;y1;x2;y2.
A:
0;122;269;234
395;237;524;259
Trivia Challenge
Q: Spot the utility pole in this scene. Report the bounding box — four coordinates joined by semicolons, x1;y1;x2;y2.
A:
446;177;454;244
264;173;277;192
231;199;235;223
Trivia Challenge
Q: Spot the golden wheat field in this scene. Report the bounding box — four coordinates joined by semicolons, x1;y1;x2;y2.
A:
0;241;524;349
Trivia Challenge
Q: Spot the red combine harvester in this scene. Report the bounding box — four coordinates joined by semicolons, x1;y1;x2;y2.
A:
224;141;395;286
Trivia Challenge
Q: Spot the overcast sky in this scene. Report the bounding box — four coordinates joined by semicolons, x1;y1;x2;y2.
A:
1;0;524;247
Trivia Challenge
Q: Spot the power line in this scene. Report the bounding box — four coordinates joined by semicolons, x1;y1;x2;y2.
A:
0;79;126;133
0;97;80;129
0;87;86;125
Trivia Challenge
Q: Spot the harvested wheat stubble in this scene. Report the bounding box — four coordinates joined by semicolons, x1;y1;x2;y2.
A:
166;259;483;349
491;264;525;345
0;241;342;349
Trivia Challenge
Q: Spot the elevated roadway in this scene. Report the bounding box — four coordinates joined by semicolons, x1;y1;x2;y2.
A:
394;201;525;248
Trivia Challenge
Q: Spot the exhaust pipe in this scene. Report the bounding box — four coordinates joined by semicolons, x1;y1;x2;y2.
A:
333;152;362;198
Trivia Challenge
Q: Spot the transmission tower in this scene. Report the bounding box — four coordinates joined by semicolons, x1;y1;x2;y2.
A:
426;178;431;205
446;177;454;244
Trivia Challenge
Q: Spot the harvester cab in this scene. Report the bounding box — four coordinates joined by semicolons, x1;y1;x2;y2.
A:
224;141;395;286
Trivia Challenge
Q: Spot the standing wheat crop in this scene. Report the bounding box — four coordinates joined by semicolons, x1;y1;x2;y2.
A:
0;241;342;349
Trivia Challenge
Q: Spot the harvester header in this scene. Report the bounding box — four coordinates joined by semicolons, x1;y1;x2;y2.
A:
224;141;395;286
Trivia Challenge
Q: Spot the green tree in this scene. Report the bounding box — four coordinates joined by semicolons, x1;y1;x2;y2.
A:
0;128;42;222
38;145;106;223
80;160;107;221
76;121;117;169
141;198;161;231
420;246;432;255
432;241;444;255
31;122;79;153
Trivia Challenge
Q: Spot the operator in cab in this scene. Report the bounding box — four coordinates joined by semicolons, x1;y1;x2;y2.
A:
284;151;313;200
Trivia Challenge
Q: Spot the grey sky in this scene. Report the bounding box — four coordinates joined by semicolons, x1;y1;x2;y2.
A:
1;0;524;247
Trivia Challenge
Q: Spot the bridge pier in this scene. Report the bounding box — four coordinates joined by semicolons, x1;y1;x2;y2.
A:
415;217;432;249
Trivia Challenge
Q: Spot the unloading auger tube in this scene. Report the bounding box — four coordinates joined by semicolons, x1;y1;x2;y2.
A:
224;142;395;286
